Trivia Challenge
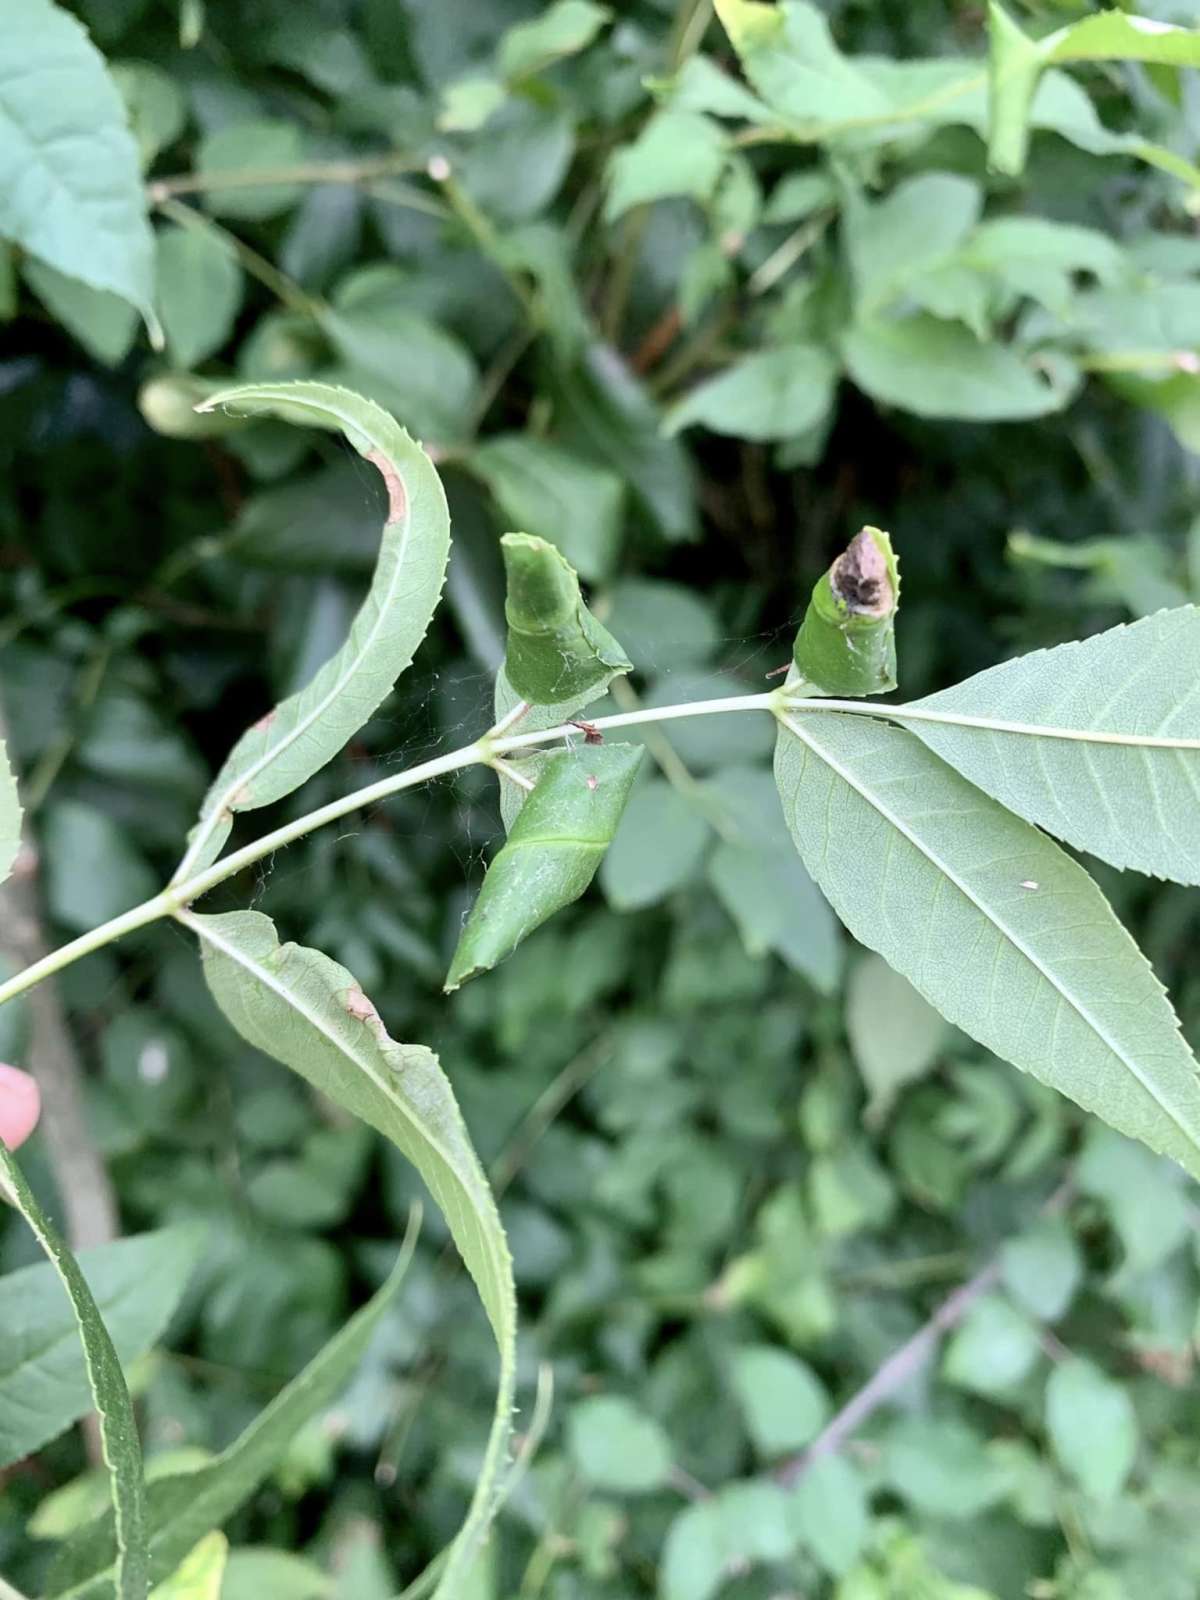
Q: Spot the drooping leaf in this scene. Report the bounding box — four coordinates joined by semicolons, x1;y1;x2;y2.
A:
841;315;1077;421
792;527;900;697
663;345;838;442
773;709;1200;1177
894;608;1200;884
470;435;625;582
0;0;155;321
149;1533;227;1600
173;382;451;882
0;1143;149;1600
988;3;1200;177
180;916;510;1599
0;1225;206;1469
48;1238;418;1599
730;1344;828;1456
500;533;632;706
0;737;20;889
447;743;645;990
790;1456;869;1578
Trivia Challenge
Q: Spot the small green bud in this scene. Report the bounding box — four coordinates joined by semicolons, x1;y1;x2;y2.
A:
502;533;632;706
792;526;900;697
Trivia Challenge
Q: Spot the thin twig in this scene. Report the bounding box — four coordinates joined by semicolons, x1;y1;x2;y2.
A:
775;1182;1073;1487
147;151;423;203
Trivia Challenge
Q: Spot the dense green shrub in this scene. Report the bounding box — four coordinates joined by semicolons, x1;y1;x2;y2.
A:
5;2;1200;1597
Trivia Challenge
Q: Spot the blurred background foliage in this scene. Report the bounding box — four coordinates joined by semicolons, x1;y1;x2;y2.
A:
5;0;1200;1596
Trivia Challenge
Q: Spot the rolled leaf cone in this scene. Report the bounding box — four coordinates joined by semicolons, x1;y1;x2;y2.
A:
502;532;632;706
792;526;900;697
446;743;645;990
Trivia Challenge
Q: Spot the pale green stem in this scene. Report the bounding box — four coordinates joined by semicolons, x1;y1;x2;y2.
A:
778;695;1200;749
0;689;788;1011
147;151;423;203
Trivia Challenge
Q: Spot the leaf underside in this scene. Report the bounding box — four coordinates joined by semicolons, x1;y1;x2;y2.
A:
905;607;1200;883
774;710;1200;1178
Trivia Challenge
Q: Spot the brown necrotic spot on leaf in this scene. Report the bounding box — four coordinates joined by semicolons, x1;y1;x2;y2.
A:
366;449;408;524
832;528;893;616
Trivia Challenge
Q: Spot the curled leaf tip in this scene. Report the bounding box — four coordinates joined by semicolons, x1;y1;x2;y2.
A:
501;532;632;706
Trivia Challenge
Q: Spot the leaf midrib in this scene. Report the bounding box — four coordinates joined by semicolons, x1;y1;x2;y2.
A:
185;915;507;1333
780;713;1200;1160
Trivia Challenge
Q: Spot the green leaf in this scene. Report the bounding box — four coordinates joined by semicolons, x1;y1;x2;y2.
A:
844;173;982;319
847;952;949;1122
988;3;1200;178
566;1395;672;1493
155;225;242;369
498;0;610;80
175;382;451;880
470;435;625;582
882;1416;1006;1520
110;61;186;170
221;1550;330;1600
1000;1217;1083;1322
790;1455;869;1577
0;1143;149;1600
0;0;155;322
599;779;711;910
774;709;1200;1177
942;1293;1041;1396
1045;1358;1138;1503
196;120;303;220
150;1533;227;1600
0;1225;205;1469
321;282;479;444
730;1344;828;1455
897;609;1200;884
500;533;632;705
793;527;900;697
22;258;140;366
604;110;728;222
842;314;1077;421
715;0;891;130
550;345;698;544
49;1237;418;1598
664;345;837;442
0;736;20;889
447;742;644;989
183;920;510;1599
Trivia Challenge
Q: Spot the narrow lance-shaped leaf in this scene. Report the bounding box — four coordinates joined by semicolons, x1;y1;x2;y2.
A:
0;1142;149;1600
48;1233;418;1599
792;527;900;697
173;382;451;883
447;743;645;991
179;913;514;1600
988;2;1200;177
889;607;1200;885
773;709;1200;1178
501;532;631;706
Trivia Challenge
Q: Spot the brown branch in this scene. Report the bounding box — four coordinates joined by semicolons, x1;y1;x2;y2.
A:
776;1181;1073;1488
0;704;118;1254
